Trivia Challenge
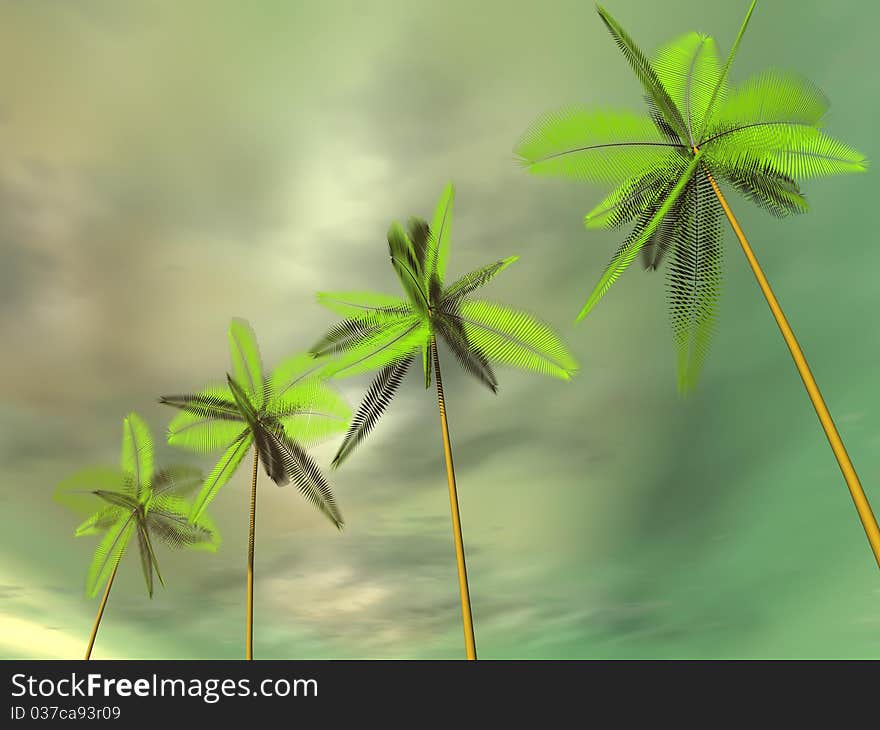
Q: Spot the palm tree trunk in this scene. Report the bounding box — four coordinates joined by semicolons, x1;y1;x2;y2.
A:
430;336;478;660
705;170;880;568
84;559;119;660
246;449;259;660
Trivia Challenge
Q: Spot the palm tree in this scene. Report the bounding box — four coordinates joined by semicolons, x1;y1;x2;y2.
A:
515;2;880;567
54;412;219;659
159;318;349;660
311;184;578;659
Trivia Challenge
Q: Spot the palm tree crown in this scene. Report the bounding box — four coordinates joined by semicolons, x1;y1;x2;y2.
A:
515;2;866;390
312;183;579;465
159;318;349;526
55;412;219;598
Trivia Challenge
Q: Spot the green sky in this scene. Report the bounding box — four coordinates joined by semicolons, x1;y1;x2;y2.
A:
1;0;878;659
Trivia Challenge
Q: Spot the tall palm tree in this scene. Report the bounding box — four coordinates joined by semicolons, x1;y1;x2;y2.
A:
515;2;880;566
54;412;219;659
159;318;349;659
311;184;578;659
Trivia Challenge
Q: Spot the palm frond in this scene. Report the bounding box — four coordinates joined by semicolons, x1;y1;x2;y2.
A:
271;378;351;446
75;506;125;536
710;162;809;217
407;217;431;272
453;300;577;380
136;523;156;598
268;352;326;400
699;0;758;139
320;317;428;379
583;158;684;229
641;197;687;270
159;388;243;421
165;412;246;454
596;4;688;140
315;290;410;319
515;107;682;184
151;465;203;497
707;124;867;180
577;149;705;320
310;314;395;358
440;257;519;307
333;356;413;467
147;507;219;551
228;318;264;406
85;512;136;598
427;183;455;285
434;315;498;393
283;437;344;528
226;374;260;426
652;32;722;145
706;69;829;142
388;221;428;311
190;430;253;520
252;421;299;486
54;467;124;516
120;412;153;498
666;171;724;392
94;489;138;511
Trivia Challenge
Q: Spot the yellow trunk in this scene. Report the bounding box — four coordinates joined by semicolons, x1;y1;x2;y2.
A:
431;337;478;659
84;559;119;660
705;169;880;568
246;449;259;660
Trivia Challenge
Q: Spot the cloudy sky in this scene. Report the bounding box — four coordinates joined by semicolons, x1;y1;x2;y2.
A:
1;0;878;659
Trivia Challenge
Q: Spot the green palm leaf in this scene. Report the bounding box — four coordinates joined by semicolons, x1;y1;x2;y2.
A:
321;317;428;379
652;32;723;145
164;387;246;453
190;430;253;520
85;511;136;598
388;221;429;312
75;506;125;537
666;174;724;391
228;318;264;406
583;159;684;229
54;467;125;515
441;257;519;307
698;0;757;139
577;148;705;320
516;107;682;184
315;290;410;318
707;69;829;137
707;124;866;179
271;378;351;446
454;299;577;380
121;412;153;498
427;183;455;285
596;4;688;140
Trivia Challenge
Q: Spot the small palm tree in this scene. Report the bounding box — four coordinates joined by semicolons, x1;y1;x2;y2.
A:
515;2;880;566
54;412;218;659
159;318;349;660
311;184;578;659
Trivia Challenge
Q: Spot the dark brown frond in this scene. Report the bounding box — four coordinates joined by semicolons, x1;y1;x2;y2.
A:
310;316;385;358
284;437;344;528
158;393;243;421
333;356;413;467
435;313;498;393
